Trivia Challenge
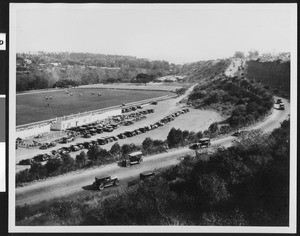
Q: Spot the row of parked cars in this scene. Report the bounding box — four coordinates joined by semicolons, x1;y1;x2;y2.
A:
117;108;190;139
122;105;143;113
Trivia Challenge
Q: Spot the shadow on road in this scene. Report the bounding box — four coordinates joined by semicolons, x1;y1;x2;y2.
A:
82;185;95;191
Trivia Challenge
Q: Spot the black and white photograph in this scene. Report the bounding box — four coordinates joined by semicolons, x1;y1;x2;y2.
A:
7;2;297;233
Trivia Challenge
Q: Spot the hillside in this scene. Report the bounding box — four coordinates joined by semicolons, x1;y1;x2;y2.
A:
16;52;179;92
245;60;290;94
179;59;230;82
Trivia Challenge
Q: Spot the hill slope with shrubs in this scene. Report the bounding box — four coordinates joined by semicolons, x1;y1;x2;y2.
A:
188;74;274;128
179;59;230;82
16;120;290;226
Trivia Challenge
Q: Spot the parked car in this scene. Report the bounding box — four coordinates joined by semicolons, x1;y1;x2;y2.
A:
103;127;114;132
39;145;48;150
124;131;133;137
117;133;127;139
198;138;211;147
33;154;49;162
92;175;119;190
278;103;285;110
18;158;33;165
97;138;107;145
124;121;134;126
135;130;142;135
119;151;143;167
83;142;92;149
83;133;92;138
139;127;147;133
140;170;155;180
151;101;158;105
70;145;80;152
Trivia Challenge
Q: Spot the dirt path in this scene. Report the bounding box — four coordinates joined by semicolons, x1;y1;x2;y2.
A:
15;96;289;206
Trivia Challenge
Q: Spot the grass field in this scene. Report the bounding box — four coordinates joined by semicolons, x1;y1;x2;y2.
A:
17;88;174;125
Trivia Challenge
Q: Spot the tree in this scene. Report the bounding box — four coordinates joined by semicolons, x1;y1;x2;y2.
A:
208;122;219;133
110;142;121;158
248;50;259;60
45;158;62;175
167;128;183;148
75;151;88;167
234;51;245;59
142;137;154;151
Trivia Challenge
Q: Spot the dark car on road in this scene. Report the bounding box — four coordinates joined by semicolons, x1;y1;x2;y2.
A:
189;138;211;149
119;151;143;167
92;175;119;191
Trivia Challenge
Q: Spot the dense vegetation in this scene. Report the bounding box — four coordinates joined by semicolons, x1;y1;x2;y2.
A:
188;75;274;127
16;120;290;226
16;52;180;92
245;60;290;94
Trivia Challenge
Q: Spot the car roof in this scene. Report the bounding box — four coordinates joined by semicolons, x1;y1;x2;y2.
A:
140;170;154;176
199;137;210;141
95;175;111;180
129;151;143;157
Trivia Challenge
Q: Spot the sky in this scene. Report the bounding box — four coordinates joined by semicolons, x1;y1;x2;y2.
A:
12;3;295;64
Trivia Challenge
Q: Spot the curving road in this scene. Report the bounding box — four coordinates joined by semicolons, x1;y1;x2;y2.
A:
15;96;290;206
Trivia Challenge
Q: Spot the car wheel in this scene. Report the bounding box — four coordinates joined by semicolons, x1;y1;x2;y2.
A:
114;179;119;185
99;183;105;191
92;182;97;187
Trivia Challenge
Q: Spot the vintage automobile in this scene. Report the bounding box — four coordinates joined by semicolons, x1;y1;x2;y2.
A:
117;133;127;139
123;131;134;137
83;133;92;138
139;127;147;133
39;144;48;150
33;154;50;162
278;103;285;110
151;101;158;105
97;138;108;145
140;170;155;180
119;151;143;167
18;158;34;165
189;138;211;149
92;175;119;191
70;145;80;152
198;138;211;147
103;126;114;132
83;142;92;149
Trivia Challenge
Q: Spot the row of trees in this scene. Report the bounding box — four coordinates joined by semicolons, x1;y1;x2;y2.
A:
16;120;290;226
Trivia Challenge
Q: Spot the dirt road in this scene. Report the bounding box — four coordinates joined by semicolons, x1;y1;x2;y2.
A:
16;96;289;206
